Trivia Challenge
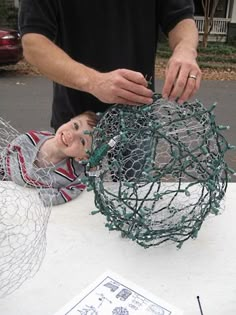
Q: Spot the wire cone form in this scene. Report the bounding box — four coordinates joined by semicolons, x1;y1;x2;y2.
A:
0;118;52;298
87;94;231;248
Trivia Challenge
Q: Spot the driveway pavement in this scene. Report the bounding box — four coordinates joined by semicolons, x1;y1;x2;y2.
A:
1;74;235;174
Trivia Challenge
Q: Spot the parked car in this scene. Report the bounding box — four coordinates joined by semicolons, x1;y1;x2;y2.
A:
0;28;23;66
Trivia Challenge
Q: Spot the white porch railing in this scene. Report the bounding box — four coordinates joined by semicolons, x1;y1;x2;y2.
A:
194;16;231;35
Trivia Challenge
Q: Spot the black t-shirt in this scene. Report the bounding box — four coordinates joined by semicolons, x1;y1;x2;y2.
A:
19;0;194;130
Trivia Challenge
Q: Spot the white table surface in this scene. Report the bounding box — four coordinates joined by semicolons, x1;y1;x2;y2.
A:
0;183;236;315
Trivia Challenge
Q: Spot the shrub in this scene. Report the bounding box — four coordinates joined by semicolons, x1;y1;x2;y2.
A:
0;1;18;29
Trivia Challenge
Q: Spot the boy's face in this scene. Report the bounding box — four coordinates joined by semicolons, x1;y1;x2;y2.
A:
55;114;93;160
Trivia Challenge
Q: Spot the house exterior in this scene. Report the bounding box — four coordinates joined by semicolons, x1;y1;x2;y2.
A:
1;0;236;43
194;0;236;42
228;0;236;41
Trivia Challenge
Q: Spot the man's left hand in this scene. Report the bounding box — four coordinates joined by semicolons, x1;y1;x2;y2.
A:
162;46;202;104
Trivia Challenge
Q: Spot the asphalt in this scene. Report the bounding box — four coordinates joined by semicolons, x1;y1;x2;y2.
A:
0;73;235;175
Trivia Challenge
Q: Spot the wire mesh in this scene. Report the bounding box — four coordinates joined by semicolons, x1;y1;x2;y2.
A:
86;94;233;248
0;117;52;298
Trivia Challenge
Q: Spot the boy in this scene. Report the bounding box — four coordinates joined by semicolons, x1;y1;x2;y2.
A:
0;111;98;206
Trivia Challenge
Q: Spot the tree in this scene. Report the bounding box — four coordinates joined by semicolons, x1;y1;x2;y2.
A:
201;0;220;47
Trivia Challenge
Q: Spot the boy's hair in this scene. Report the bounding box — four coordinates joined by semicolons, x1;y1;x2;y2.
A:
79;111;99;128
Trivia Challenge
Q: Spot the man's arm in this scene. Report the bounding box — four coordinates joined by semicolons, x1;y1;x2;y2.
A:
162;19;202;104
22;34;153;105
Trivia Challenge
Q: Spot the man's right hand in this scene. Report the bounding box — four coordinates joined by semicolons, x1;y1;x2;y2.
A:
88;69;154;105
22;35;153;105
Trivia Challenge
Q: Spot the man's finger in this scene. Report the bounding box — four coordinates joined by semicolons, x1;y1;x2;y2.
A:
162;62;181;99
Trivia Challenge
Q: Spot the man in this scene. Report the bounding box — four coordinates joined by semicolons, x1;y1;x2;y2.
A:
19;0;201;130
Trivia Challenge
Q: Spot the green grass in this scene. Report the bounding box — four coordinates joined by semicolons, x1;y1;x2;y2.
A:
198;55;236;63
156;42;236;67
198;43;236;55
157;41;236;53
198;62;235;70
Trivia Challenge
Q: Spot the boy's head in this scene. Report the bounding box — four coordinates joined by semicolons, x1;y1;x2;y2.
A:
55;111;98;160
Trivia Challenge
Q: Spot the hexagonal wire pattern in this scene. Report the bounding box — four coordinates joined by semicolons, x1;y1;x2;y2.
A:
86;94;234;248
0;118;51;298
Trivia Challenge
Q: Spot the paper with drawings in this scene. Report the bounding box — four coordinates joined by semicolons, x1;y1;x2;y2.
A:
54;271;183;315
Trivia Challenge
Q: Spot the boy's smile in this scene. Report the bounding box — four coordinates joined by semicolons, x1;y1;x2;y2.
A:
60;133;69;146
55;115;93;160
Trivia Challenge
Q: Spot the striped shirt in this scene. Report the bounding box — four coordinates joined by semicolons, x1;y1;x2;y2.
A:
0;130;86;206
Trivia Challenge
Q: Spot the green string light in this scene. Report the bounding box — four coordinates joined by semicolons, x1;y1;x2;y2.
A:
86;94;234;248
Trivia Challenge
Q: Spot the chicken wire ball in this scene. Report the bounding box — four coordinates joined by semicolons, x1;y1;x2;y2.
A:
85;93;234;248
0;182;50;298
0;117;52;298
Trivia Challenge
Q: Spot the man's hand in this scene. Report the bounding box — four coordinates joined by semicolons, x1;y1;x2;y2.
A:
22;35;153;106
162;19;202;104
162;46;202;104
89;69;154;105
